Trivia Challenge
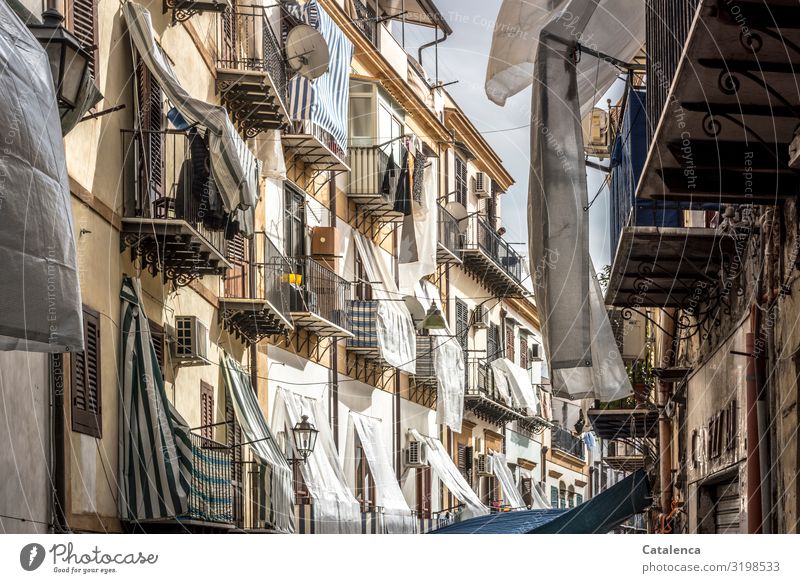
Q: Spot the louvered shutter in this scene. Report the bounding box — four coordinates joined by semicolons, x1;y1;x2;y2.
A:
520;335;528;370
201;381;214;442
68;0;97;79
136;59;164;207
505;325;515;362
550;486;558;509
225;392;244;524
148;319;165;369
454;156;467;207
224;233;248;298
488;323;500;360
71;307;101;437
520;478;533;507
455;299;468;352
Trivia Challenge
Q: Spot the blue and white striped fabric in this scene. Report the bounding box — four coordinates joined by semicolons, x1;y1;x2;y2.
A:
287;0;353;155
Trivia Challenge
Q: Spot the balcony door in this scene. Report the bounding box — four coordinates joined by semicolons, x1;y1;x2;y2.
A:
284;184;305;259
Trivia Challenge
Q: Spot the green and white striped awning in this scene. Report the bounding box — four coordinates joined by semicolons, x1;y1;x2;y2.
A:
119;276;192;522
221;355;295;533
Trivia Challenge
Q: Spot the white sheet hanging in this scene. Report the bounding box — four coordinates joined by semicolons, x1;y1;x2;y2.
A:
272;388;361;533
353;232;416;373
490;358;540;414
490;452;526;510
348;413;415;533
485;0;645;115
123;2;261;233
409;430;488;519
0;1;83;352
398;156;438;295
411;281;465;433
520;467;552;509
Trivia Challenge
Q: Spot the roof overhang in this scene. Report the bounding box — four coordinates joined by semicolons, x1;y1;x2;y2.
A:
378;0;453;35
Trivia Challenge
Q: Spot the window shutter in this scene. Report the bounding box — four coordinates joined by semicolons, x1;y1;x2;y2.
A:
550;486;558;509
71;307;101;437
416;466;431;519
520;478;533;507
68;0;97;79
136;58;164;202
576;493;583;505
520;335;528;370
505;325;515;362
148;319;165;369
455;299;468;352
226;392;243;482
454;156;467;207
487;323;500;360
201;381;214;442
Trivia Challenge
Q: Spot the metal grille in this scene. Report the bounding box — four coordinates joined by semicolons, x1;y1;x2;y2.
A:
352;0;378;45
645;0;701;141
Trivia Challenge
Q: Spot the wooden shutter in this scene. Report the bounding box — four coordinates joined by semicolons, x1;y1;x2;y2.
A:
455;299;468;352
225;392;244;523
454;156;467;207
550;486;558;509
416;466;432;519
505;325;515;362
224;233;248;298
457;444;473;486
136;59;164;205
201;381;214;442
576;493;583;505
68;0;97;79
520;335;528;370
488;323;500;360
71;306;101;437
148;319;165;369
520;478;533;507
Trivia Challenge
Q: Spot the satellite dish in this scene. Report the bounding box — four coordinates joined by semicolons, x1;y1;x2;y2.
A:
286;25;330;80
445;201;469;234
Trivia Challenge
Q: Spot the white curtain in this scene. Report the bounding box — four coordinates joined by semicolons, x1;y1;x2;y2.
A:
485;0;645;115
272;388;361;533
490;452;526;509
409;430;488;518
411;281;465;433
353;232;416;373
490;358;540;414
398;157;438;295
348;413;415;533
123;2;261;233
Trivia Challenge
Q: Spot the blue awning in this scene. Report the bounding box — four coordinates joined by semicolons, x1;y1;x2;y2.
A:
430;469;651;534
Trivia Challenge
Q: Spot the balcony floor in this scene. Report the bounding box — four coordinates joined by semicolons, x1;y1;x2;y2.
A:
215;69;289;137
465;391;524;426
588;408;660;440
220;298;293;342
283;133;350;172
120;218;231;286
436;241;463;265
345;191;405;223
461;246;527;298
289;310;354;338
604;454;646;473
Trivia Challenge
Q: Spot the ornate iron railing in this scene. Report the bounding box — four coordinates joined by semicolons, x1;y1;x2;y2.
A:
551;426;586;460
290;257;352;332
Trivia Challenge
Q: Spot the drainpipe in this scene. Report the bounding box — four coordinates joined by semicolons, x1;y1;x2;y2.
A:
758;209;775;533
417;25;449;85
745;307;763;534
328;170;339;448
658;309;676;524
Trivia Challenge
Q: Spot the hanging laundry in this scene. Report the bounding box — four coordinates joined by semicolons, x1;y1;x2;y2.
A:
380;150;399;199
392;145;412;216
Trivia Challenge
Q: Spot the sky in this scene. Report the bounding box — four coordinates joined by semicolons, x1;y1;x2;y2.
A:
396;0;616;270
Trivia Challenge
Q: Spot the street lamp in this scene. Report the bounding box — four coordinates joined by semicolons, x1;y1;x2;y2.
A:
29;3;91;120
421;305;447;330
291;415;318;462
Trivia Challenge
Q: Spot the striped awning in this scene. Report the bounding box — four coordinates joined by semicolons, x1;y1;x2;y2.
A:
118;276;192;522
221;355;294;533
123;2;260;234
287;0;353;155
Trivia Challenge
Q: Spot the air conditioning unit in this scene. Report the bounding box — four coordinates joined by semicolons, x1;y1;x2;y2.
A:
405;440;429;467
529;342;542;362
581;107;611;159
473;172;490;198
471;305;489;329
476;453;493;477
172;316;210;365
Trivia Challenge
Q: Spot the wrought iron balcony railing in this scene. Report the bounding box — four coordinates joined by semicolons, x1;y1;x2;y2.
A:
120;129;230;286
221;232;293;341
352;0;378;45
551;426;586;461
214;5;289;137
288;257;353;337
437;204;463;264
461;217;525;297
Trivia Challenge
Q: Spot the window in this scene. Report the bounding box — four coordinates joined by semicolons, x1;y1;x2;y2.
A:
67;0;97;80
226;392;244;524
224;233;248;298
71;306;101;437
200;381;214;442
457;443;473;487
576;493;583;505
284;184;305;258
349;81;375;145
135;58;164;201
455;299;469;353
559;484;567;508
487;323;501;360
454;156;467;207
416;466;432;519
505;325;515;362
520;477;533;508
550;486;558;509
378;102;403;160
483;476;499;507
355;435;376;511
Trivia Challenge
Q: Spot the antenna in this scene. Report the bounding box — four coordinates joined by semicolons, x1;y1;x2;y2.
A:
285;25;330;80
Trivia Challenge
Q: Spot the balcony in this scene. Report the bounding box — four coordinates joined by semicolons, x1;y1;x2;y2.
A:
464;359;522;426
294;504;421;534
550;426;586;461
351;0;378;46
346;145;406;223
220;233;293;343
605;439;647;473
120;129;231;287
640;0;800;205
214;6;289;138
288;258;353;338
588;407;659;441
461;217;526;297
437;204;463;264
281;120;350;172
